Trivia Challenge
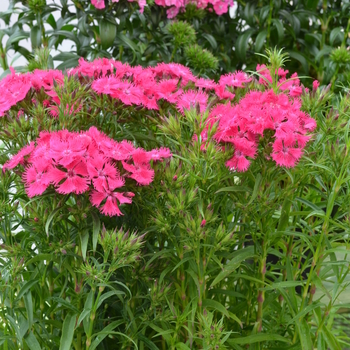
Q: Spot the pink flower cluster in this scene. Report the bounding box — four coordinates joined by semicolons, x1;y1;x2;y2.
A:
71;58;252;112
0;58;253;118
203;89;316;171
154;0;234;18
90;0;233;17
91;0;146;12
0;68;64;117
0;57;316;173
3;127;171;216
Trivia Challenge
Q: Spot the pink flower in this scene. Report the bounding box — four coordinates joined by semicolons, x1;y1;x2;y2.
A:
271;138;303;168
195;78;217;90
226;150;251;172
213;1;228;15
122;161;155;185
91;0;105;9
177;90;208;114
90;186;135;216
47;161;89;194
219;71;252;88
87;156;124;192
3;142;35;172
313;80;320;90
23;157;52;197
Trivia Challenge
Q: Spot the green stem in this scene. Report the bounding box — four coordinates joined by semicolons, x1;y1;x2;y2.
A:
86;286;104;349
265;0;274;48
256;240;267;332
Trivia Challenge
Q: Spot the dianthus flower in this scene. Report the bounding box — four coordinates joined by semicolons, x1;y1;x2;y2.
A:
177;90;208;114
4;127;172;216
206;88;316;172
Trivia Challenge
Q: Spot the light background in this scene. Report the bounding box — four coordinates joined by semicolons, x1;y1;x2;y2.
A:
0;0;75;74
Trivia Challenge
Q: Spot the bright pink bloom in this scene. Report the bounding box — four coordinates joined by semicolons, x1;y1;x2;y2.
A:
272;138;303;168
87;156;124;192
91;0;105;9
3;142;35;172
48;161;89;194
177;90;208;114
219;71;252;88
23;157;52;197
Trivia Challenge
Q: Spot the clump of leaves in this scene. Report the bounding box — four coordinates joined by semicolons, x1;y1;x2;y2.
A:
184;43;219;72
168;20;196;47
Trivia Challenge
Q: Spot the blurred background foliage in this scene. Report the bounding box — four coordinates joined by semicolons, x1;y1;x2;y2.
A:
1;0;350;87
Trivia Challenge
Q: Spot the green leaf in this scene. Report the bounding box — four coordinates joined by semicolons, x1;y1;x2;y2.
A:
24;332;41;350
46;13;57;29
255;30;267;52
6;30;29;51
45;206;61;236
227;333;290;345
99;18;117;50
287;50;309;73
91;211;100;253
296;319;313;350
24;291;33;329
30;25;42;49
248;173;262;205
59;313;77;350
210;246;256;287
138;334;159;350
277;197;291;232
89;321;133;350
235;29;255;61
175;343;191;350
271;19;284;43
320;325;341;350
202;299;230;318
202;33;217;50
116;33;138;56
215;186;252;194
329;27;343;46
80;231;89;261
16;279;38;302
96;290;124;310
56;57;80;70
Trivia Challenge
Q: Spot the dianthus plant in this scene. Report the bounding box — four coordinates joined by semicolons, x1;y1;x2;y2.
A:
0;51;349;350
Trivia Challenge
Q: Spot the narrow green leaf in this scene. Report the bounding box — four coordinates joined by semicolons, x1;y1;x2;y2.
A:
296;319;313;350
16;279;38;302
248;173;262;205
175;343;191;350
91;211;100;253
80;231;89;261
277;197;291;232
255;30;267;52
45;206;61;236
59;313;77;350
211;246;256;287
227;333;290;345
96;290;124;310
138;334;159;350
202;33;217;50
30;25;42;49
215;186;252;194
202;299;230;318
235;29;255;61
24;291;33;329
24;332;41;350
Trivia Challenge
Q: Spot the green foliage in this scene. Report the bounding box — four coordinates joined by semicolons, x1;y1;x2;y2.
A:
0;0;349;87
184;44;219;73
167;20;196;48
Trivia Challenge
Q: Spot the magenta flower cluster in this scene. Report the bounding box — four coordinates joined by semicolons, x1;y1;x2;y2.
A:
1;57;317;180
3;127;171;216
90;0;233;17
